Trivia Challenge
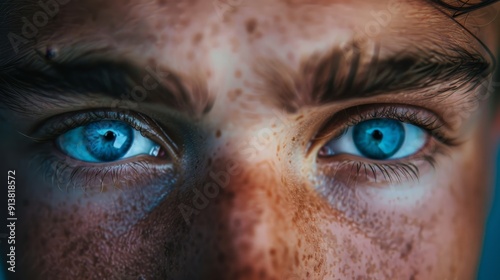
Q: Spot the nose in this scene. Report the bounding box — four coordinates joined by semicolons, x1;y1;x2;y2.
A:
172;155;328;280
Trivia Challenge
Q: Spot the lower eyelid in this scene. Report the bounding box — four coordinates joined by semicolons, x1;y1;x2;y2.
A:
33;148;177;193
315;136;443;187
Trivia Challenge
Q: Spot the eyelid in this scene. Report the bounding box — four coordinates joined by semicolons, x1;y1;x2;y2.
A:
309;104;458;156
37;150;177;193
30;108;181;162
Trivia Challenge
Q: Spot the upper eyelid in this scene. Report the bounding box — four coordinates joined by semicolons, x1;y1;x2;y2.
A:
308;104;455;157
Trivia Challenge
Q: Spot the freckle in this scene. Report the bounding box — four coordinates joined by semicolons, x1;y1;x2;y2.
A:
246;18;257;34
211;24;220;35
215;130;221;138
228;88;242;101
178;18;190;28
234;69;242;78
192;32;203;45
269;248;276;256
187;51;195;60
266;189;272;198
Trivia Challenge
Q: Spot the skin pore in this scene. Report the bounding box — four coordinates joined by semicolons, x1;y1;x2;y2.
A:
0;0;499;279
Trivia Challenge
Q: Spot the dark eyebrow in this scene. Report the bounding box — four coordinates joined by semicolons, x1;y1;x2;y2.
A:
256;43;494;113
429;0;500;17
0;53;213;116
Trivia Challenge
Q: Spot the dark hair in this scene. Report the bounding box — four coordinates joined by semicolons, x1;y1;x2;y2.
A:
431;0;500;16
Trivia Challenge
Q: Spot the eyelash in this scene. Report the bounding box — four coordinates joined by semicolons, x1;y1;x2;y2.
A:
32;152;176;192
34;110;167;144
314;104;457;145
313;104;458;186
29;109;177;192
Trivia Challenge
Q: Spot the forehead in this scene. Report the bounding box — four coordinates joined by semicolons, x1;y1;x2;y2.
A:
5;0;490;123
15;0;476;63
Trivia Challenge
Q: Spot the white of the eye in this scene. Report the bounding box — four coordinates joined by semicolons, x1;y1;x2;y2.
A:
327;128;359;156
121;130;161;158
390;123;426;159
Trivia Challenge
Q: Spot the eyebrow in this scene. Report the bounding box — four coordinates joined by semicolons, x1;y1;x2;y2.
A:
0;42;494;117
0;52;213;115
255;43;494;112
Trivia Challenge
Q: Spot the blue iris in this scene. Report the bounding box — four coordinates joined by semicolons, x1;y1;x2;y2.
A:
83;121;133;161
352;119;405;160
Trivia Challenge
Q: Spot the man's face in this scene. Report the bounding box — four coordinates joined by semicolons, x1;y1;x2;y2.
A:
1;0;498;279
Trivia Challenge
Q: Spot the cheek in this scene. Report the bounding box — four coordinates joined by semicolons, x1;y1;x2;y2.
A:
434;131;490;277
314;138;490;279
18;175;183;279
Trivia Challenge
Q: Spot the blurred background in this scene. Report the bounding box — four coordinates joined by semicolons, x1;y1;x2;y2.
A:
477;140;500;279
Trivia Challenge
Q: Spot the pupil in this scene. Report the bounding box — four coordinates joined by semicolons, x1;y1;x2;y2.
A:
103;131;116;141
371;130;383;141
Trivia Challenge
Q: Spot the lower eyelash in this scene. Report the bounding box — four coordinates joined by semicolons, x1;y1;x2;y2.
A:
31;149;177;193
315;142;449;188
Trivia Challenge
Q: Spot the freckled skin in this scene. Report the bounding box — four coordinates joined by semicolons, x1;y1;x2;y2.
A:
1;0;498;279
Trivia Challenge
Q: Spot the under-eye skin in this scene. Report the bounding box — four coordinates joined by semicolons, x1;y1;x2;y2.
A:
29;109;177;191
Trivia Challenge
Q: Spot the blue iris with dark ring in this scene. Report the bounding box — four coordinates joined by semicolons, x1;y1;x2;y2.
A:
352;119;405;160
83;120;134;162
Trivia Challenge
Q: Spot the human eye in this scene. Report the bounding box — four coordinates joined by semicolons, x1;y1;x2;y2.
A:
31;109;177;192
318;118;427;160
313;104;458;185
57;120;163;163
